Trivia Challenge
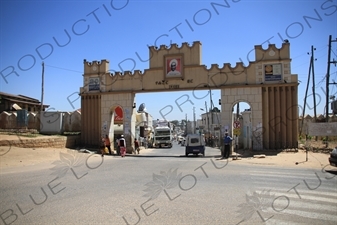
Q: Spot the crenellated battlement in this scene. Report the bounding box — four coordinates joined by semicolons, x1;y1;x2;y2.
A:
203;62;247;72
149;41;201;52
107;70;145;77
149;41;202;68
254;42;290;61
254;42;288;51
81;41;297;94
83;59;110;74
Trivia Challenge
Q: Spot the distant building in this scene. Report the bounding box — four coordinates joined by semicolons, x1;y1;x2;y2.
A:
0;92;49;113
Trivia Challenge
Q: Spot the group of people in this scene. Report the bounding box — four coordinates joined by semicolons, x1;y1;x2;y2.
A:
204;132;233;159
205;136;220;148
101;134;142;158
101;134;126;157
100;132;233;159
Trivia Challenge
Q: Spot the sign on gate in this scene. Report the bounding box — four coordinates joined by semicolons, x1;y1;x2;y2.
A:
308;122;337;136
233;121;241;129
233;128;241;136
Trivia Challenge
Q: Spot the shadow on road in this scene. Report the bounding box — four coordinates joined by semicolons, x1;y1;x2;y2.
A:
114;154;223;158
234;149;291;158
325;169;337;175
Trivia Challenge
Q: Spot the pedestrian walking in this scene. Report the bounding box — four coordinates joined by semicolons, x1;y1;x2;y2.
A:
215;136;219;147
144;137;148;149
119;135;126;157
115;138;120;155
223;132;232;159
134;138;140;154
104;134;112;155
211;136;215;148
100;136;106;157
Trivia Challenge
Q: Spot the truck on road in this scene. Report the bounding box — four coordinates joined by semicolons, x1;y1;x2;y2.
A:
153;122;172;148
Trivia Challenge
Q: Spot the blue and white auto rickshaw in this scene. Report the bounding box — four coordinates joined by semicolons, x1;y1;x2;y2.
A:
185;134;205;157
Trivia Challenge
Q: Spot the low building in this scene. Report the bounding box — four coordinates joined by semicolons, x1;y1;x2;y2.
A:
0;92;49;113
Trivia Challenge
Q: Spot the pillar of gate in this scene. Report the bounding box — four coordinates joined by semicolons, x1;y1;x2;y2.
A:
101;93;136;154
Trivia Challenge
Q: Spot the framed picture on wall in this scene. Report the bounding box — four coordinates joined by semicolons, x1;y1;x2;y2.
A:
264;64;282;82
88;77;100;91
164;54;184;80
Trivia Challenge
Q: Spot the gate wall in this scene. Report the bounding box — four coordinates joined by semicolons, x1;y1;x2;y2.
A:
81;94;101;147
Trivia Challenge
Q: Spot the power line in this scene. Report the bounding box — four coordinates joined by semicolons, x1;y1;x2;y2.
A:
331;48;337;58
315;75;326;88
292;44;327;60
44;64;82;73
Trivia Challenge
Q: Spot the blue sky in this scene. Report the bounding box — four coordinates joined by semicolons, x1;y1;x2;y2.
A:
1;0;336;122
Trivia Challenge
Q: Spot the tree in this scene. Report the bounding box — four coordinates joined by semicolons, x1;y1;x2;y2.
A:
181;119;187;126
212;107;220;112
171;120;179;127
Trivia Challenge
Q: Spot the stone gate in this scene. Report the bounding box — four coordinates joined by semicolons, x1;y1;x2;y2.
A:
80;41;298;151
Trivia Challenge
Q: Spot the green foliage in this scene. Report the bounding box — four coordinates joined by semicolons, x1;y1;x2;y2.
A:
212;107;220;112
170;120;179;126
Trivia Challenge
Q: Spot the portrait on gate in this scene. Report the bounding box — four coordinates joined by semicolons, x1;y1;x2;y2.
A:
164;55;183;79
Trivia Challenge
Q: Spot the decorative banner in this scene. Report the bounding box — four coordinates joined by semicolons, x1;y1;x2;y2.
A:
114;106;123;124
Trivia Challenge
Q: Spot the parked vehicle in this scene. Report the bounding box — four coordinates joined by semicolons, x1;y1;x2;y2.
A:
185;134;205;156
178;136;184;144
329;147;337;167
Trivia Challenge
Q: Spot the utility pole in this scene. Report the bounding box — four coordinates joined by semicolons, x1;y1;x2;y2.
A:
235;103;239;159
311;46;317;124
185;113;188;135
236;103;240;121
205;101;210;138
311;46;318;141
209;89;213;138
300;53;312;136
325;35;337;147
193;107;196;134
41;62;44;113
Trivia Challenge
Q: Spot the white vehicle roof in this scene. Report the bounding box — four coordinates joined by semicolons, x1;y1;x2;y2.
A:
155;126;170;129
186;134;205;146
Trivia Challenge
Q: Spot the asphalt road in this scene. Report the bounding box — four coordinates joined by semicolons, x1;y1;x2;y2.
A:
0;143;336;225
